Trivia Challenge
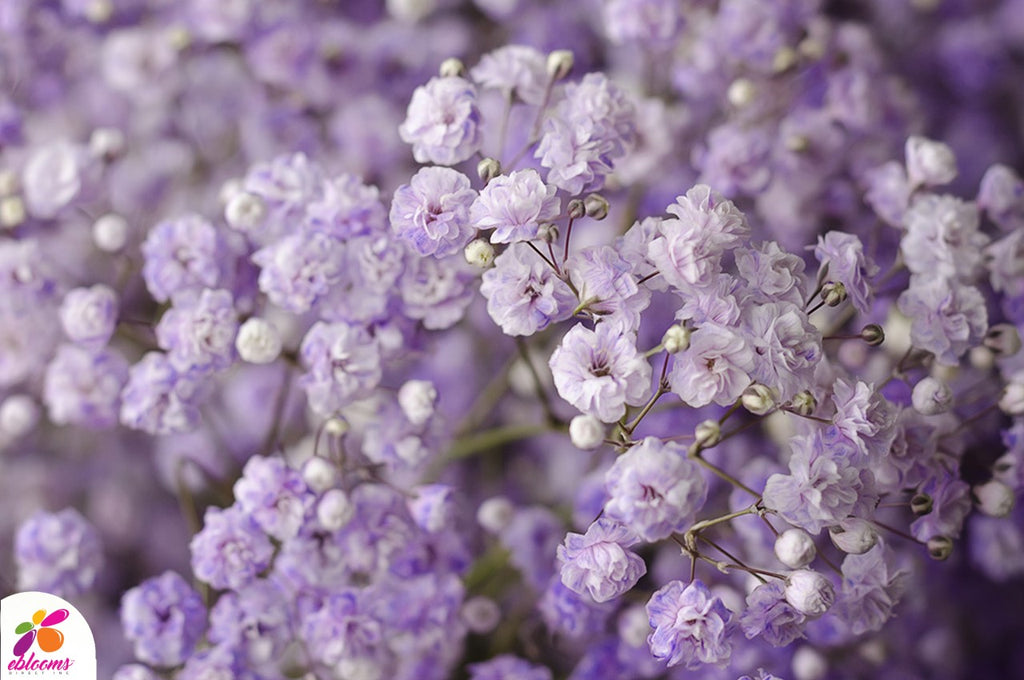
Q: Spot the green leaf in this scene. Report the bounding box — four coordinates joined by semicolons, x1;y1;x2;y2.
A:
14;622;32;635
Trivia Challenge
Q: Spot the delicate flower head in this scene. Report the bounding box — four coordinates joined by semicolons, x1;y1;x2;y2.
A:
669;322;754;407
470;45;548;105
15;508;104;598
43;345;128;429
59;284;118;350
897;274;988;366
471;169;560;244
901;194;988;281
480;243;576;336
646;579;735;669
298;321;382;417
156;288;238;374
190;505;274;591
813;231;878;314
391;166;477;257
120;353;202;435
400;76;482;166
233;456;313;541
121;571;206;668
568;245;651;331
142;214;229;303
556;518;646;603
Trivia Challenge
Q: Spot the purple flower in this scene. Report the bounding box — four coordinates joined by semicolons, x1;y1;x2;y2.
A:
669;322;754;407
603;0;683;45
306;173;387;240
746;301;821;402
646;579;735;669
241;152;323;244
549;322;652;423
910;472;972;542
557;518;646;602
863;161;911;228
58;284;118;350
142;214;229;303
696;123;773;196
398;255;476;330
813;231;879;315
480;243;576;336
537;577;614;639
233;456;313;541
43;344;128;429
190;505;274;591
468;655;552;680
208;579;293;666
978;163;1024;231
500;506;564;591
568;245;651;331
834;545;906;635
897;274;988;366
156;288;238;374
901;194;987;281
120;352;202;435
399;76;482;166
252;231;345;313
469;45;548;105
471;169;560;244
735;240;806;305
120;571;207;667
298;321;382;417
299;589;385;671
390;166;477;257
603;437;707;542
15;508;103;597
740;580;807;647
21;141;85;219
830;378;899;462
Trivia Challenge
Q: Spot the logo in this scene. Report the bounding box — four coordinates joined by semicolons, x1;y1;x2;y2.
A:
1;592;95;680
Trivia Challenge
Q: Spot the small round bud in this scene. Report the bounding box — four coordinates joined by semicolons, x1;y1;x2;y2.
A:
973;479;1015;518
969;344;996;370
999;382;1024;416
821;281;847;307
461;596;501;634
582;193;609;220
89;127;125;159
324;417;349;437
905;135;957;189
911;376;953;415
772;46;798;73
225;191;267;232
790;391;817;417
984;323;1022;357
317;488;355;531
662;324;691;354
439;57;466;78
464;239;495;268
302;456;340;494
398;379;437;427
567;198;586;219
727;77;756;108
537;222;559;243
694;419;721;449
792;645;828;680
926;535;953;561
477;496;514;533
477;157;501;184
0;395;39;438
546;50;574;80
0;196;25;229
828;518;878;555
235;317;282;364
569;413;605;450
775;528;816;569
92;213;129;252
860;324;885;346
910;493;934;516
785;135;810;153
784;569;835;617
85;0;113;23
742;383;777;416
0;170;19;197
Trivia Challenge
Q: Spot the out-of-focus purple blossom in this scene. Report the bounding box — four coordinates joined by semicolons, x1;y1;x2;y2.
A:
480;243;576;336
834;545;906;635
400;76;482;166
471;169;559;244
741;580;807;647
58;285;118;350
43;344;128;429
299;589;386;672
298;321;382;417
21;141;86;219
557;518;646;603
307;173;387;240
500;506;564;591
398;255;476;330
695;123;773;196
603;0;682;46
646;579;735;669
470;45;548;105
156;288;238;374
15;508;103;597
189;505;274;591
142;214;230;304
233;456;313;541
252;231;345;314
538;576;614;639
208;578;293;667
468;655;552;680
120;352;203;435
978;164;1024;231
120;571;206;668
910;472;972;542
390;166;477;257
863;161;910;228
897;274;988;366
901;194;988;281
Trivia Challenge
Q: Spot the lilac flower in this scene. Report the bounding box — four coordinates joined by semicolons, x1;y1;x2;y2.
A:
901;194;988;280
241;152;323;243
58;284;118;350
813;231;878;314
299;589;386;671
556;518;646;603
480;243;576;336
156;288;238;374
646;579;735;669
120;571;206;667
896;274;988;366
746;302;821;402
15;508;103;597
252;231;345;313
735;241;806;305
537;577;614;639
834;545;906;635
468;655;552;680
21;141;85;219
603;0;683;46
830;378;899;462
740;580;807;647
863;161;911;228
910;472;972;542
669;322;754;407
398;255;476;329
119;352;202;435
471;169;560;244
208;579;293;666
549;322;652;423
233;456;313;541
905;136;957;189
141;214;228;303
190;505;274;591
978;163;1024;231
298;321;382;416
43;344;128;429
603;437;707;542
500;506;564;591
176;644;246;680
399;75;482;165
112;665;160;680
469;45;548;105
390;166;477;257
568;245;651;331
696;123;773;196
307;173;387;240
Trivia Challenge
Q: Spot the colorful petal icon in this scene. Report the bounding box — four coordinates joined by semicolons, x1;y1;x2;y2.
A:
12;630;35;657
40;609;69;627
31;610;46;625
14;621;33;635
36;627;64;653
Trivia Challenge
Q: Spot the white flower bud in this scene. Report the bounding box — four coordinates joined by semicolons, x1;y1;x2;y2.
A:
546;50;574;80
569;413;605;450
398;379;437;426
785;134;810;153
694;419;721;449
537;222;559;243
302;456;340;494
317;488;355;531
999;381;1024;415
464;239;495;268
0;196;25;229
984;323;1022;357
324;417;349;437
927;535;953;561
235;317;282;364
617;605;651;648
784;569;835;617
225;191;267;232
906;135;957;188
790;391;817;417
970;343;996;370
860;324;885;346
477;157;501;184
911;376;953;415
772;46;798;73
387;0;437;22
0;170;18;197
461;596;501;634
0;395;39;438
92;213;129;252
742;383;777;416
85;0;114;23
439;57;466;78
822;281;847;307
727;77;756;108
911;492;934;516
89;126;125;159
792;645;828;680
775;528;817;569
583;193;609;220
662;324;691;354
973;479;1015;518
477;496;514;533
828;518;878;555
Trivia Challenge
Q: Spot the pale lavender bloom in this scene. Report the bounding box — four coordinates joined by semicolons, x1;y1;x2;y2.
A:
43;345;128;429
549;322;652;423
480;243;576;336
177;644;245;680
830;378;899;462
15;508;103;597
557;518;646;603
695;123;773;197
233;456;313;541
616;217;663;289
307;173;387;240
863;161;910;228
646;579;735;669
390;166;477;257
603;0;682;46
319;234;406;324
112;665;160;680
968;513;1024;582
120;352;202;435
190;505;274;591
120;571;206;668
0;239;60;314
537;577;614;639
735;241;806;306
252;231;345;313
834;545;906;635
985;230;1024;294
21;141;85;219
208;579;293;666
298;321;382;417
407;485;457;533
668;322;754;407
896;274;988;366
156;288;238;373
905;136;957;189
470;45;548;105
674;273;744;326
910;472;972;542
242;152;323;243
471;169;560;244
399;76;482;166
901;194;988;281
813;231;879;314
399;255;476;329
468;655;552;680
746;301;821;402
142;214;229;303
740;580;807;647
603;437;707;542
978;163;1024;231
185;0;254;43
568;245;651;331
300;590;385;672
501;506;564;591
58;284;118;350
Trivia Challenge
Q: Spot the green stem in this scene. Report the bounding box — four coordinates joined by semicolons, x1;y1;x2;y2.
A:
447;423;556;460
